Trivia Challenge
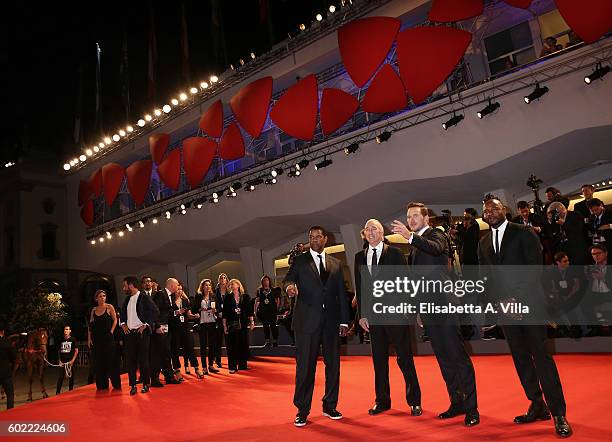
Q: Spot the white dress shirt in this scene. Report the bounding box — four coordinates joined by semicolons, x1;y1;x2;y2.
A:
367;241;384;273
491;219;509;254
408;225;429;243
126;292;146;330
310;248;326;274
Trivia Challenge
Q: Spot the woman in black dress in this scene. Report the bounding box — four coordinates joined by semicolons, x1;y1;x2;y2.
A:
223;279;254;373
214;273;230;368
254;275;281;347
88;290;120;390
170;284;204;379
194;279;219;374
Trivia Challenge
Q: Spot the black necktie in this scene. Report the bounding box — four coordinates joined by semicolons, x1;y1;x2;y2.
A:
494;229;500;255
370;248;378;273
318;254;328;283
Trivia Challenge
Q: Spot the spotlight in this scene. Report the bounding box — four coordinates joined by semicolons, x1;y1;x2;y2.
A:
211;195;219;203
246;177;264;190
162;104;171;113
127;125;134;132
299;23;306;31
99;237;104;243
181;209;187;215
230;64;235;70
104;137;112;144
138;220;145;228
154;109;162;117
79;154;86;162
138;119;146;127
376;131;392;143
477;100;500;119
63;163;70;171
112;134;120;141
165;210;171;219
245;184;256;191
118;231;124;237
212;192;219;200
297;159;310;169
200;81;209;89
125;223;132;230
196;202;203;209
179;93;188;101
85;148;93;156
524;83;549;104
98;142;105;148
190;87;198;94
344;142;359;155
250;52;256;59
314;158;333;170
144;114;153;121
119;129;126;137
93;146;100;153
288;168;301;177
329;5;336;13
271;167;284;178
316;13;323;21
180;204;186;211
265;178;277;185
105;231;112;239
171;98;179;106
442;114;464;130
226;189;237;197
230;181;242;192
73;158;79;165
210;75;219;83
152;217;158;224
240;59;245;66
90;239;96;245
584;64;610;84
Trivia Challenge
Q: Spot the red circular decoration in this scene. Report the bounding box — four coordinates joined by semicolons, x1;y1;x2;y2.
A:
183;137;217;188
230;77;273;139
361;64;407;114
219;123;245;161
320;88;359;136
270;74;319;141
199;100;224;138
149;133;170;164
156;149;182;191
126;160;153;207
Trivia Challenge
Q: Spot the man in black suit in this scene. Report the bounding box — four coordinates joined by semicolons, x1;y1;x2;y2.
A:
573;184;594;221
478;198;572;438
355;219;422;416
120;275;159;396
284;226;350;427
0;321;16;409
512;201;545;236
392;202;479;427
150;278;180;386
586;198;612;263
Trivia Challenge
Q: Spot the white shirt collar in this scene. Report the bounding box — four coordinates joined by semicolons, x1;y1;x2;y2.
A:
416;226;429;236
492;219;509;233
369;241;384;253
310;248;325;261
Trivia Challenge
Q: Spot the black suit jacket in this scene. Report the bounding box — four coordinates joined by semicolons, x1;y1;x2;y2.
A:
0;335;16;378
478;222;544;305
354;243;407;318
283;252;350;333
587;209;612;249
512;213;545;233
458;221;481;265
153;289;174;326
573;200;591;220
121;292;159;329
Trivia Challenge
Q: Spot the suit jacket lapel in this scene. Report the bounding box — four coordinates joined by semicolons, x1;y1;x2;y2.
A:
307;253;322;284
499;223;514;260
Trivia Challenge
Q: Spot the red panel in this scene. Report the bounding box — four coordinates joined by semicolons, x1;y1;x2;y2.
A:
229;77;273;138
320;88;359;136
199;100;224;138
555;0;612;44
89;169;103;197
219;123;245;161
270;75;319;141
428;0;483;22
101;163;125;207
361;64;407;113
397;27;472;104
338;17;401;88
126;160;152;207
183;137;217;188
157;149;181;191
149;133;170;164
80;200;94;226
503;0;532;8
78;179;91;206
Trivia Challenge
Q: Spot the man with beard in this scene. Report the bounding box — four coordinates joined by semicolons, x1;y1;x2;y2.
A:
478;198;572;438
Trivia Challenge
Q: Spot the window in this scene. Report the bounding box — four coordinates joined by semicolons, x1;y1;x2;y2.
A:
484;21;536;75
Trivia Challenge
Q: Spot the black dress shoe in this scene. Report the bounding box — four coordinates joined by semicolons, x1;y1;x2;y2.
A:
141;385;150;394
208;366;220;374
438;404;465;419
465;410;480;427
165;378;180;385
411;405;423;416
129;386;137;396
151;381;164;388
368;404;390;415
553;416;572;438
323;408;343;420
514;401;551;424
294;414;307;427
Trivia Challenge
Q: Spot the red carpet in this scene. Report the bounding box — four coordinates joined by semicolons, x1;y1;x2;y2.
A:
0;354;609;441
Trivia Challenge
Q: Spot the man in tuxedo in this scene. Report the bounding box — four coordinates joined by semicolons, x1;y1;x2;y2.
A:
573;184;594;221
586;199;612;263
141;275;155;297
478;198;572;438
120;276;159;395
284;226;350;427
512;201;544;236
355;219;422;416
392;202;479;427
150;278;180;386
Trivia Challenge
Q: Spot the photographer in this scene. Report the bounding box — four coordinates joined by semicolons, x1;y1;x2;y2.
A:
586;199;612;263
542;202;589;265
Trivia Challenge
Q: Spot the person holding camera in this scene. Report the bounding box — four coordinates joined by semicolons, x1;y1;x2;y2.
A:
585;244;612;333
586;199;612;263
542;202;589;265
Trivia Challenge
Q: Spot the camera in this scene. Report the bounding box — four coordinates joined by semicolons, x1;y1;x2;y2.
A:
550;209;560;223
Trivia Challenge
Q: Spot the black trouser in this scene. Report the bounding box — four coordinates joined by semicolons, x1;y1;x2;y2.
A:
424;319;477;411
370;325;421;408
261;319;278;341
151;330;173;381
281;314;295;344
198;322;217;368
502;324;566;416
1;376;14;409
171;328;199;370
93;337;115;389
293;319;340;416
56;363;75;394
125;329;151;386
227;328;249;370
215;321;224;365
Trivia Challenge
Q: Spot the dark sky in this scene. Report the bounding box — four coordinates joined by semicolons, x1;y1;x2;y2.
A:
0;0;331;162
